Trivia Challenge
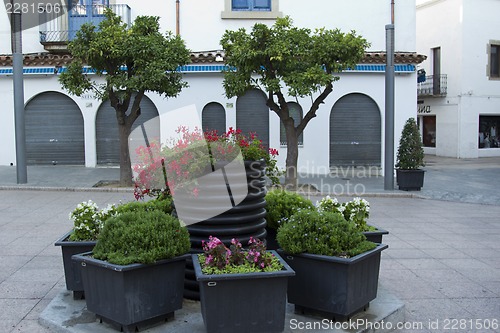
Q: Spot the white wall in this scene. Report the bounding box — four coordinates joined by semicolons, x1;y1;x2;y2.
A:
417;0;500;158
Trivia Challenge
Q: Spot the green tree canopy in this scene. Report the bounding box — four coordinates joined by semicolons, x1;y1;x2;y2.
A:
221;16;369;187
60;10;191;186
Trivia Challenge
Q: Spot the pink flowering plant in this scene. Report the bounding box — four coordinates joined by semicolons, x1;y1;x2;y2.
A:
198;236;283;275
133;127;281;200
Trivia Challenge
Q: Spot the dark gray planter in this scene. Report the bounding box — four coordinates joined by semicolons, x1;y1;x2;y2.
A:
73;252;189;333
183;159;268;300
363;225;389;243
278;244;388;320
54;230;96;299
396;169;425;191
192;250;295;333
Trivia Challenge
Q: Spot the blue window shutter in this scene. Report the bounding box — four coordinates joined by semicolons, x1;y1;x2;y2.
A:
253;0;271;10
232;0;251;10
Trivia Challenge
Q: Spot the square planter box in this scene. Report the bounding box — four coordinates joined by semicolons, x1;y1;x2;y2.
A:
363;225;389;243
192;250;295;333
54;231;96;299
278;244;388;320
396;169;425;191
73;252;189;332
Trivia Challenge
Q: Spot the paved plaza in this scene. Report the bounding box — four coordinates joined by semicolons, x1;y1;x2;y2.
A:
0;155;499;332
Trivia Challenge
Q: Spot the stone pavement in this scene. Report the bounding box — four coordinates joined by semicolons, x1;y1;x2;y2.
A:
0;155;499;332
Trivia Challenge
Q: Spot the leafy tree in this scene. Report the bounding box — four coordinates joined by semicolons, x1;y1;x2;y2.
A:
221;16;369;188
59;10;190;186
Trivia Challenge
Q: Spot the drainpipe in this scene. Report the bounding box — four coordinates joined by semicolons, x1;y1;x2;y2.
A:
176;0;180;36
391;0;395;24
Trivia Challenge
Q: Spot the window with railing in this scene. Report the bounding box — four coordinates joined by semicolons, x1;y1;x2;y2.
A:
417;74;447;97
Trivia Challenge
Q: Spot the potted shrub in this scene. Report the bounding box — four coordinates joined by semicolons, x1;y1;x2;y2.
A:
396;117;425;191
277;209;387;320
54;200;117;299
264;189;315;249
192;236;295;333
316;196;388;243
73;210;190;332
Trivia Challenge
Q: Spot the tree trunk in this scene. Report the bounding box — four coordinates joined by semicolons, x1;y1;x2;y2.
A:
283;118;299;190
118;122;133;187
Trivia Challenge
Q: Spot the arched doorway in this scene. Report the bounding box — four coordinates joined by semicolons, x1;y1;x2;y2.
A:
236;89;269;147
96;95;159;165
25;91;85;165
330;93;381;166
202;102;226;134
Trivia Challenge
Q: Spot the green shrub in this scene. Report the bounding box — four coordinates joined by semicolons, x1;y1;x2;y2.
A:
116;197;173;215
396;118;425;170
276;210;376;257
93;210;190;265
265;189;315;230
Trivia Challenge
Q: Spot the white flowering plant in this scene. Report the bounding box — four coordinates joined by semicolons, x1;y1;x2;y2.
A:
316;196;373;232
68;200;117;241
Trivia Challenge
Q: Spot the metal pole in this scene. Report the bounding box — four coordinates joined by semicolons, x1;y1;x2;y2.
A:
384;24;395;190
11;9;27;184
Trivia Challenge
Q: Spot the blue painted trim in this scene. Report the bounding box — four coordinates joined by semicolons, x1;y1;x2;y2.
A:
0;64;416;76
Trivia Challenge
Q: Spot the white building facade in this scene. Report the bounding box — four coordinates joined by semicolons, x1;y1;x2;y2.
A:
0;0;422;174
416;0;500;158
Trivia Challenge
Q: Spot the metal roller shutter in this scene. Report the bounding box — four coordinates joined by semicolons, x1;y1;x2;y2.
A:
96;95;159;165
330;93;381;166
202;102;226;134
25;92;85;165
236;89;269;148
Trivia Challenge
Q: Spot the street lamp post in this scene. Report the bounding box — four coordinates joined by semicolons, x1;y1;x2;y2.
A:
384;0;395;190
11;2;27;184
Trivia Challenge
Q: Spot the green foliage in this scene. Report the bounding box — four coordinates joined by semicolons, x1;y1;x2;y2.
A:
220;16;369;99
396;118;425;170
116;196;173;215
276;210;376;258
59;10;190;101
265;189;314;229
92;210;190;265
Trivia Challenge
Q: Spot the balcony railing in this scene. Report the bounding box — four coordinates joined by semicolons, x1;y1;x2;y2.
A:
417;74;447;97
39;4;131;48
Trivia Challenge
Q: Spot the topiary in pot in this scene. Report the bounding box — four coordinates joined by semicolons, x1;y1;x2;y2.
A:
276;209;387;319
73;210;191;332
396;117;425;191
264;189;315;249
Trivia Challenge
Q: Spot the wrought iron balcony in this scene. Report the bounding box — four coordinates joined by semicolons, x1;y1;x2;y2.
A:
417;74;447;97
39;4;131;52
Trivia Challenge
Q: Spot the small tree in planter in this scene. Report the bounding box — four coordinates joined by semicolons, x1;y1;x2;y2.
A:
277;209;387;320
73;210;190;332
192;236;295;333
396;118;425;191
